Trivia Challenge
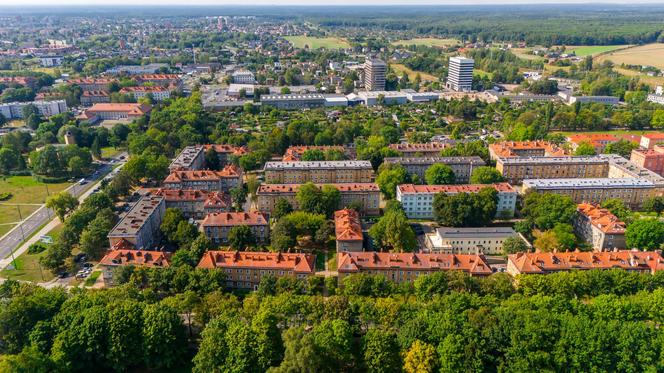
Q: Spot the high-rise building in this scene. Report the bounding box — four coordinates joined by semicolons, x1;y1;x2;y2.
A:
447;56;474;92
364;58;386;91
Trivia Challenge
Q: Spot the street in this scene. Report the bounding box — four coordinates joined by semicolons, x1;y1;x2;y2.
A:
0;152;127;262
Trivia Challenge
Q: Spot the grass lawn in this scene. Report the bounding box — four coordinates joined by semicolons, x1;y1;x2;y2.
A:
101;146;123;159
564;45;630;57
0;249;54;282
390;63;438;82
474;69;494;79
609;67;664;86
327;251;337;271
84;271;101;286
511;48;545;61
284;35;350;50
391;38;460;48
0;176;70;235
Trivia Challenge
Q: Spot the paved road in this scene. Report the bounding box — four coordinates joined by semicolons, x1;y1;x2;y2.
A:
0;153;127;261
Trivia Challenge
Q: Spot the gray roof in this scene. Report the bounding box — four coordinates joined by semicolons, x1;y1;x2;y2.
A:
264;160;373;171
434;226;517;238
499;156;608;165
523;178;654;189
384;156;485;165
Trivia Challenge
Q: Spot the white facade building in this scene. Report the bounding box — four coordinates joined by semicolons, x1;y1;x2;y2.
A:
0;100;68;119
447;57;474;92
232;70;256;84
425;227;525;255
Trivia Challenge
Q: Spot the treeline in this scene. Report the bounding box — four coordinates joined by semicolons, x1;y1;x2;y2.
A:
3;268;664;372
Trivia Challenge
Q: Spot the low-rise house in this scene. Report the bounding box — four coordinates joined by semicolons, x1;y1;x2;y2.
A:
99;241;171;286
424;227;524;255
153;189;231;219
396;183;517;219
81;103;151;122
257;183;380;216
197;251;316;290
574;203;627;251
163;165;242;192
337;252;493;284
506;250;664;276
200;212;270;245
203;144;248;166
335;209;363;252
107;194;166;250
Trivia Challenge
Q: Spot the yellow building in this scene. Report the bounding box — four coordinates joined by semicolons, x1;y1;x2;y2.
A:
496;156;609;185
263;161;374;184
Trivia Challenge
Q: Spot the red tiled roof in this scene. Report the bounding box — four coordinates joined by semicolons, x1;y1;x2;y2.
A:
86;103;152;116
82;90;109;97
643;133;664;141
282;145;345;161
99;249;171;268
119;86;170;93
201;212;269;227
197;250;315;273
577;203;626;234
508;250;664;274
0;76;34;85
203;144;248;156
69;78;116;85
164;165;241;183
338;252;493;276
153;188;231;208
334;209;363;242
135;74;180;81
389;142;450;152
490;141;566;158
397;182;515;194
257;183;379;194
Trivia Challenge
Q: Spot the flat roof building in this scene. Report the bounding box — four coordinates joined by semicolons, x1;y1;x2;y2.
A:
364;58;387;91
383;156;485;183
257;183;380;216
496;156;610;185
169;145;205;171
447;57;474;92
261;93;326;110
425;227;524;255
107;194;165;250
263;160;374;184
630;146;664;177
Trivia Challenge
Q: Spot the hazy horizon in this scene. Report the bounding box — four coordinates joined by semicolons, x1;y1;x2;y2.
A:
2;0;664;6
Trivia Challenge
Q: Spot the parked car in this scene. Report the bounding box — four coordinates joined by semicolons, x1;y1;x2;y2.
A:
74;253;87;263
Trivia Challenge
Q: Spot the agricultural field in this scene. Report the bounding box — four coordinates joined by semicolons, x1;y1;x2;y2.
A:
511;48;545;61
390;63;438;82
391;38;460;48
0;176;70;237
596;43;664;69
565;45;630;57
610;67;664;86
284;35;350;49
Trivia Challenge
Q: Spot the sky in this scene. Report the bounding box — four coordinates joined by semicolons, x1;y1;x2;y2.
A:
2;0;664;5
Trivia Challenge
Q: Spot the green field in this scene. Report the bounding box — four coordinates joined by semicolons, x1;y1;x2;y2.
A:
0;249;54;282
101;146;123;159
284;35;350;50
391;63;439;82
0;176;70;237
566;45;629;57
392;38;460;48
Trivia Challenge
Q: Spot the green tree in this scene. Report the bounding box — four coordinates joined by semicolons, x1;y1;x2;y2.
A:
273;198;293;220
230;185;247;212
296;182;324;215
142;303;186;370
604;139;638;158
174;220;199;248
601;198;633;224
160;208;185;243
362;328;401;373
228;225;256;250
424;163;455;185
521;193;576;230
301;149;325;161
470;166;504;184
625;219;664;249
45;192;79;222
79;209;117;259
320;185;341;217
376;164;409;200
369;210;417;252
433;188;498;227
502;236;530;255
642;196;664;217
574;142;597;155
0;148;20;174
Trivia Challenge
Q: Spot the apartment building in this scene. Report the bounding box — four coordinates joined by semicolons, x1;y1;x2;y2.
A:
99;241;171;285
256;183;380;216
388;142;452;157
107;194;165;250
200;212;270;245
337;252;493;284
489;140;565;160
640;133;664;149
507;251;664;276
169;145;206;171
383;156;485;183
68;78;116;91
197;251;315;290
135;74;181;86
0;100;68;120
567;133;621;153
263;161;374;184
631;146;664;176
496;156;610;185
81;103;151;121
163;165;242;192
574;203;626;251
424;227;524;255
232;70;256;84
335;209;364;252
106;63;168;75
119;86;172;101
522;178;659;209
80;90;110;106
203;144;248;166
446;57;474;92
0;76;36;87
152;189;231;219
261;94;326;110
604;153;664;187
282;145;349;161
363;58;387;91
396;183;517;219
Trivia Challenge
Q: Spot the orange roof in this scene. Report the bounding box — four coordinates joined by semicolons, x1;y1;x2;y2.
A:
282;145;345;161
577;203;626;234
508;251;664;274
490;141;565;158
201;212;269;227
334;209;363;242
398;182;515;194
119;86;170;93
82;90;109;97
389;142;451;152
69;78;116;85
0;76;34;85
258;183;379;194
197;250;315;273
338;252;493;276
567;133;619;143
135;74;180;81
86;103;152;116
153;188;231;208
99;249;171;268
164;165;240;183
203;144;248;156
643;133;664;141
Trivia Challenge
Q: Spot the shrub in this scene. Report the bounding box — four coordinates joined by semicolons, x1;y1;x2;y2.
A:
0;192;12;201
27;242;48;254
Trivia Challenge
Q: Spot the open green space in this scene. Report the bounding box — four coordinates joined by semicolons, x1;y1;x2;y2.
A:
391;37;460;48
0;249;54;282
390;63;439;82
284;35;350;50
566;45;629;57
0;176;70;237
101;146;123;159
84;271;102;286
